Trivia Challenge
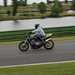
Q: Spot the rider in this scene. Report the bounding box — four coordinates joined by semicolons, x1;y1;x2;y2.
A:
32;24;46;41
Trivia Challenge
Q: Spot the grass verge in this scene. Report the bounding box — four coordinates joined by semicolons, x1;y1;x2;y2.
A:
0;35;75;45
0;62;75;75
53;35;75;41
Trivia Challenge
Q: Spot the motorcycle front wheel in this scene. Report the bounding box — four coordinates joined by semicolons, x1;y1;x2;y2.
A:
18;41;29;52
44;40;54;50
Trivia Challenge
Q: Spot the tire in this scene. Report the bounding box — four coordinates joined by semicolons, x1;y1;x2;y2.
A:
18;41;29;52
44;40;54;50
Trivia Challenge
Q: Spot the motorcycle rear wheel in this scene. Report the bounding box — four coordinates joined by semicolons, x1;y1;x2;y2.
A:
18;41;29;52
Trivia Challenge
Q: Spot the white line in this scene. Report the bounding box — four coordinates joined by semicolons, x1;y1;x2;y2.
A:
0;60;75;68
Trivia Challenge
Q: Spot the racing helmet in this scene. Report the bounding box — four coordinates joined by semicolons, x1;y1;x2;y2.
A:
35;24;39;29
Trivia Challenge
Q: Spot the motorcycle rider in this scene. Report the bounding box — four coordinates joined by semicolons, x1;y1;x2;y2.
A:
31;24;46;42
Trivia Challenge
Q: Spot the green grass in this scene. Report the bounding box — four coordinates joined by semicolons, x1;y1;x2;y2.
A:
0;62;75;75
0;35;75;45
0;41;18;45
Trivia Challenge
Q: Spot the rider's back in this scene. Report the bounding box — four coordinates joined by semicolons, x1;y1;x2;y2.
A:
33;25;45;37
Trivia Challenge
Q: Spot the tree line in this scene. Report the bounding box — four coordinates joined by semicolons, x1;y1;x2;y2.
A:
3;0;75;17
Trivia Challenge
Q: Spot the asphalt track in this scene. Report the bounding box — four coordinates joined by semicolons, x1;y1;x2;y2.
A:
0;40;75;66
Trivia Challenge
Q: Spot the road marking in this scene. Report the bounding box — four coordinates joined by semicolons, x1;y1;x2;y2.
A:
0;60;75;68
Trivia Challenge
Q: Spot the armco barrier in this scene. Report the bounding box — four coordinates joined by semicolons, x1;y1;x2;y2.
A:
0;26;75;41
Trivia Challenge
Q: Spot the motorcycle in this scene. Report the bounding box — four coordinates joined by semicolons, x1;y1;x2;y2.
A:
18;32;54;52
